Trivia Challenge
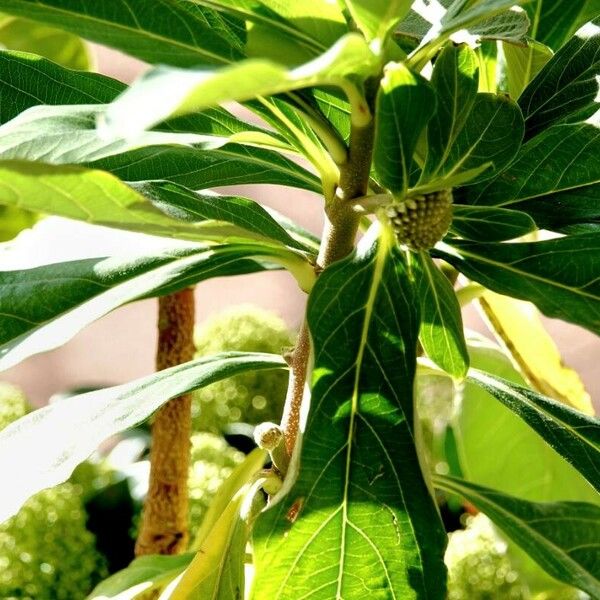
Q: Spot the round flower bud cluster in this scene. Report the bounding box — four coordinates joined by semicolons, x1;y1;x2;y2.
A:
445;514;528;600
0;382;29;432
0;483;107;599
386;189;453;250
254;421;284;451
192;305;294;433
188;433;244;530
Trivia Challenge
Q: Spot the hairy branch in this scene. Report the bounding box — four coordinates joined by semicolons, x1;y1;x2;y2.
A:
135;288;195;556
280;115;376;463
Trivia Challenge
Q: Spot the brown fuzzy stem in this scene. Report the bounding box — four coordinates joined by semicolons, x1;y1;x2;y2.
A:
135;288;195;556
280;117;376;463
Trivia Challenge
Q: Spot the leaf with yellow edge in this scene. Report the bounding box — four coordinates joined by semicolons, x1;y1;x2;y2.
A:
478;291;593;415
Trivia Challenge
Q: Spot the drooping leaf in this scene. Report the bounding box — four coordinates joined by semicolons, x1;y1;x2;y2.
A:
0;51;321;192
414;252;469;379
0;352;287;522
373;62;436;194
519;17;600;138
478;291;594;414
0;14;90;69
101;33;377;138
434;475;600;598
524;0;600;50
450;205;537;241
88;554;194;600
435;234;600;335
0;161;318;251
0;0;245;67
344;0;412;41
420;44;524;188
452;336;599;590
467;367;600;495
503;38;553;100
0;242;295;372
253;226;447;599
453;336;598;504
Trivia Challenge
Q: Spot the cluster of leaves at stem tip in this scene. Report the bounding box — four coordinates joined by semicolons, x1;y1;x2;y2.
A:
0;0;599;598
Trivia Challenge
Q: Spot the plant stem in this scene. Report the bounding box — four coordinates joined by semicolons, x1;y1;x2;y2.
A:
135;288;195;556
280;117;376;461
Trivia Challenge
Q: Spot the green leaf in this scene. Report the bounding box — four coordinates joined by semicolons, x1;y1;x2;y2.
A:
0;0;244;67
467;367;600;496
434;475;600;598
373;62;436;194
165;489;247;599
519;17;600;138
0;241;290;372
0;14;90;69
525;0;600;50
452;337;598;504
420;44;524;188
344;0;412;42
0;161;317;250
0;352;286;522
478;292;594;414
434;234;600;335
102;33;377;137
503;38;553;100
0;51;321;193
88;554;194;599
455;121;600;230
253;227;447;599
414;252;469;379
0;205;36;241
450;205;537;241
408;1;530;67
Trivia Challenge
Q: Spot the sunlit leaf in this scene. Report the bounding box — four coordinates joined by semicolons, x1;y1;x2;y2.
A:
344;0;412;42
0;352;286;522
102;34;377;137
503;38;553;100
253;226;447;599
414;252;469;379
478;291;594;414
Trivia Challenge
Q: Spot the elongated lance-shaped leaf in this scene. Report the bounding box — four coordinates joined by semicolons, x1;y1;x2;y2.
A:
456;119;600;230
373;62;436;194
0;161;318;252
450;205;537;241
466;369;600;494
414;252;469;379
0;13;91;70
0;51;321;193
253;226;447;600
0;241;291;372
0;352;287;523
524;0;600;51
434;475;600;598
434;234;600;335
478;292;594;414
420;43;524;188
102;33;378;138
0;0;245;67
519;17;600;138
